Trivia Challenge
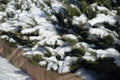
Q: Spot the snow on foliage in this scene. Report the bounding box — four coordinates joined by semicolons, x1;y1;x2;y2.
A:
88;14;116;26
72;14;87;25
0;0;120;80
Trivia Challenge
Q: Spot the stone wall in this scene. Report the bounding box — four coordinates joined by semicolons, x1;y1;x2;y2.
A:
0;40;82;80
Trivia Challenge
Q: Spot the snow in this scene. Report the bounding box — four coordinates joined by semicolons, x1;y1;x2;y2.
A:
58;56;77;73
9;38;16;43
45;46;72;59
41;56;78;74
38;35;63;46
96;49;110;58
0;56;33;80
97;6;109;12
22;46;47;59
0;35;9;40
58;61;63;68
0;0;120;79
88;14;116;26
96;48;120;66
36;24;57;37
72;14;87;25
0;16;3;20
13;21;30;29
55;46;71;59
63;34;78;41
31;45;46;51
106;48;120;66
45;46;72;60
0;23;16;32
58;66;70;74
47;62;58;70
23;50;44;56
39;61;47;66
18;11;35;25
51;15;58;22
113;0;117;3
45;56;58;71
45;56;58;62
76;42;90;50
21;27;38;34
6;5;15;13
82;52;96;61
114;57;120;66
89;27;109;38
0;11;5;16
96;5;117;16
51;1;63;13
106;48;120;57
29;36;44;41
75;68;98;80
96;48;120;58
45;47;57;56
34;17;47;24
29;6;45;17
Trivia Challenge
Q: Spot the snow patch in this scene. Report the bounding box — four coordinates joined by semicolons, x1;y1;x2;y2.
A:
82;52;96;61
75;68;98;80
89;27;109;38
88;14;116;26
72;14;87;25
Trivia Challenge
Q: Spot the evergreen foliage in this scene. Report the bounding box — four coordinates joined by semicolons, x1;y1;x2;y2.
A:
0;0;120;79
